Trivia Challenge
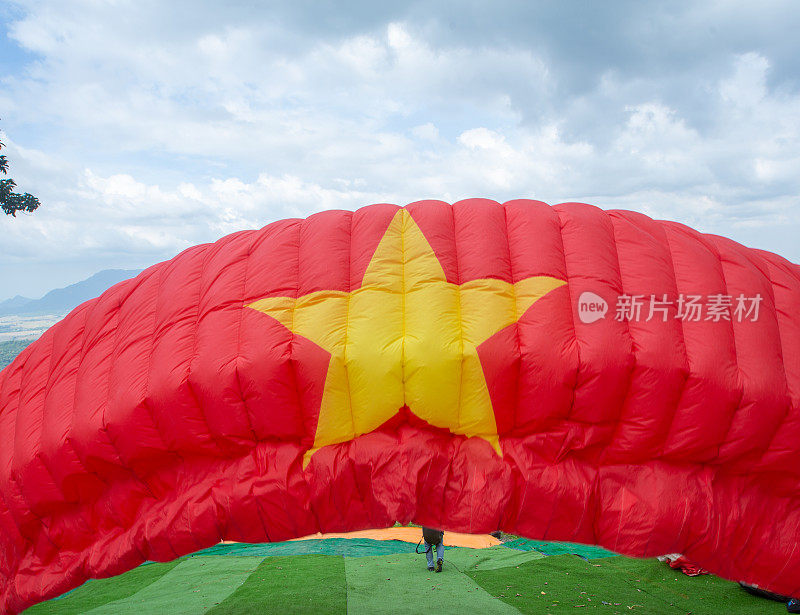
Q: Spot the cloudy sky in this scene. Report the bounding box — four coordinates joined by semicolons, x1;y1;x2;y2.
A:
1;1;799;301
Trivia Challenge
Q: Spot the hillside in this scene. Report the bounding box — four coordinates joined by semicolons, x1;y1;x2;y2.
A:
0;269;141;316
0;338;34;370
0;269;143;369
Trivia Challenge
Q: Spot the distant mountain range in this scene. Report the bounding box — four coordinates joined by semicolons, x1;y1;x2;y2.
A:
0;269;142;316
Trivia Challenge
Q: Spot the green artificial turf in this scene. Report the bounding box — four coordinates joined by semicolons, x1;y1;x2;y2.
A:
22;560;182;615
468;554;669;614
594;556;787;615
467;553;787;615
206;554;346;615
84;556;262;615
193;538;417;558
23;542;789;614
446;545;545;572
345;553;521;614
503;538;617;559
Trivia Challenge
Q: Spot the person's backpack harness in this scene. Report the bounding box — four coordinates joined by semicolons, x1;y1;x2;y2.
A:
422;528;444;544
417;528;444;555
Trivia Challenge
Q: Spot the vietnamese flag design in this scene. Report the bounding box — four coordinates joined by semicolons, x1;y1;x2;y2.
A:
248;208;564;466
2;199;800;612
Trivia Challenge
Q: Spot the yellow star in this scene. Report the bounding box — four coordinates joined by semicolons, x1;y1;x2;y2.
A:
248;209;565;466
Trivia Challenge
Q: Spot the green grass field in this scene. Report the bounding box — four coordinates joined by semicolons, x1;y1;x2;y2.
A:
23;539;786;614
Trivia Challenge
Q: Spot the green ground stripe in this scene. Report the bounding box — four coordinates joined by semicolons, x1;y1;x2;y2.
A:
345;553;522;615
447;546;545;571
468;554;676;614
468;553;787;614
25;542;785;615
206;554;347;615
503;538;617;559
82;556;262;615
592;556;787;615
193;538;417;558
23;561;182;615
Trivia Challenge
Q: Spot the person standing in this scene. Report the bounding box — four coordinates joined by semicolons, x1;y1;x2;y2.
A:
422;527;445;572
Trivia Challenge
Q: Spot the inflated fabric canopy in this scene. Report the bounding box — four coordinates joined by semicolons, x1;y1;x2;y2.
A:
1;199;799;612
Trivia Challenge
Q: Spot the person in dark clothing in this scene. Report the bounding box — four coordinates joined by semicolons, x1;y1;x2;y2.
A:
422;527;444;572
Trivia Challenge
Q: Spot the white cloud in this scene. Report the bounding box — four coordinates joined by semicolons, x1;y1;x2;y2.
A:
719;52;769;109
411;122;439;141
1;2;800;299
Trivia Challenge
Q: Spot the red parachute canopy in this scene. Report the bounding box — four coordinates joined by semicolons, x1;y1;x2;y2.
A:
2;199;799;612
